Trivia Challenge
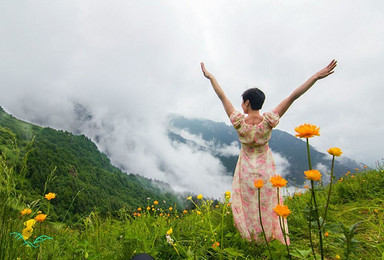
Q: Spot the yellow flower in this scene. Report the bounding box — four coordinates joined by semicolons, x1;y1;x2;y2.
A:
304;169;322;182
197;194;203;200
37;211;42;214
169;207;173;211
187;196;192;200
270;175;287;188
147;206;151;210
22;226;33;240
34;214;47;222
254;179;264;189
24;219;36;228
335;255;340;259
44;192;56;200
225;191;231;198
20;208;32;216
327;147;343;157
166;227;173;235
137;207;142;211
273;204;291;218
196;210;202;215
294;124;320;138
154;200;159;205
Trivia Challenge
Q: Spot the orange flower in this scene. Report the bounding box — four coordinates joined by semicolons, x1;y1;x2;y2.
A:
304;185;310;189
44;192;56;200
327;147;342;157
137;207;142;211
304;169;322;181
294;124;320;138
154;200;159;205
20;208;32;216
212;241;220;248
273;204;291;218
324;232;329;237
270;175;287;188
183;210;188;214
34;214;47;222
254;179;264;189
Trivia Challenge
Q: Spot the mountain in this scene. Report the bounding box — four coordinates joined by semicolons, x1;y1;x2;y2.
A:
168;115;363;185
0;106;179;223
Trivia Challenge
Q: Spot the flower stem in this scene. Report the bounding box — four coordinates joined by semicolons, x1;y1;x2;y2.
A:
306;138;312;170
311;180;324;260
321;155;335;229
306;137;316;260
308;195;317;260
258;188;272;258
277;187;291;259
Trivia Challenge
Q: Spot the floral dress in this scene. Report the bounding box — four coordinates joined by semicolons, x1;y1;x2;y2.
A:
230;110;289;244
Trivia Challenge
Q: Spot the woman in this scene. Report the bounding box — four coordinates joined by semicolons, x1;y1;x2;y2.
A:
201;60;337;243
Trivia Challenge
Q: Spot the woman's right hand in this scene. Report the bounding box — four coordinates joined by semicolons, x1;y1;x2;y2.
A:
201;62;214;79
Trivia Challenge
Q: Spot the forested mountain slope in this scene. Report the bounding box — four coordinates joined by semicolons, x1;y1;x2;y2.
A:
0;106;179;223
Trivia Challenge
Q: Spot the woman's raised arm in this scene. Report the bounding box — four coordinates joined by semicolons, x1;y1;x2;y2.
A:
275;59;337;118
201;62;235;117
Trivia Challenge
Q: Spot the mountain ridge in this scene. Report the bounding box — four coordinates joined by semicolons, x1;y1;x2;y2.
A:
168;114;363;185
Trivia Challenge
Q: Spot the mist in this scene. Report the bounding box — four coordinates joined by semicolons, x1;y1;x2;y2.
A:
1;0;383;197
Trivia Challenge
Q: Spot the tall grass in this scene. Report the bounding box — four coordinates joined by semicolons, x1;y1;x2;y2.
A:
1;129;383;259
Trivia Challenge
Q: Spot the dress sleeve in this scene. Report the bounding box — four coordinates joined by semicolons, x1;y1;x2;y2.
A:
263;109;280;128
230;110;244;129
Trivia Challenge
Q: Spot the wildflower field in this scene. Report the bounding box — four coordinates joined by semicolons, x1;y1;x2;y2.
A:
1;123;384;259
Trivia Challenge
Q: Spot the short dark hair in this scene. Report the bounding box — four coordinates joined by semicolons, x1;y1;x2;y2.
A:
242;88;265;110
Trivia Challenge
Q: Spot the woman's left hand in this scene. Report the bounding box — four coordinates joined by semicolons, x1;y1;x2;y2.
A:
314;59;337;79
201;62;214;79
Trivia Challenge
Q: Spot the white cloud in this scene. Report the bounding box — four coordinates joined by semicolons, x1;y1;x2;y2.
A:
0;0;383;198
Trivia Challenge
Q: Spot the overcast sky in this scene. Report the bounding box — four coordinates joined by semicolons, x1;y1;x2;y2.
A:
1;1;383;197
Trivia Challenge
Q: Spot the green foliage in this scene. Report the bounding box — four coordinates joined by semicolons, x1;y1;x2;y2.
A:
0;107;181;224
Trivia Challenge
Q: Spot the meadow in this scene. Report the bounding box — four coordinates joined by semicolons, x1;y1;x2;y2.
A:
1;121;384;259
1;146;384;259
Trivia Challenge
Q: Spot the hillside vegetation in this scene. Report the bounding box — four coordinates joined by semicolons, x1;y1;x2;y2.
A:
0;106;180;224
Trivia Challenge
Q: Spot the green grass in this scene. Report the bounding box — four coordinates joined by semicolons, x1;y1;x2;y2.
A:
1;139;384;259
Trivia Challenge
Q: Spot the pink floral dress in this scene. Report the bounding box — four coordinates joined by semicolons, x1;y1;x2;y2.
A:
230;110;289;244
